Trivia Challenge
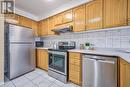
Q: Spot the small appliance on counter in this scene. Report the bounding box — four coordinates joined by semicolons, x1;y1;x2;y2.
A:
35;41;44;47
48;41;76;83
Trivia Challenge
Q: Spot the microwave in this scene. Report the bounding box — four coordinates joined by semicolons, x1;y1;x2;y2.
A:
35;41;44;47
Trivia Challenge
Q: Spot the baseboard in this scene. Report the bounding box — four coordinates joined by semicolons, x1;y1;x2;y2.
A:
0;80;4;86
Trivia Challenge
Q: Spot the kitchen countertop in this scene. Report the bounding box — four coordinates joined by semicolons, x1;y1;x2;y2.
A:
36;47;49;50
68;49;130;63
36;47;130;63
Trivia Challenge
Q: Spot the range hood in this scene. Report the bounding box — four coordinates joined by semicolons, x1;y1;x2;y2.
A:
52;25;73;33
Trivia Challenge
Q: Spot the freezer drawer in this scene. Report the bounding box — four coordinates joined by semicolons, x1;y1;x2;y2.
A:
9;24;34;42
8;44;35;79
83;55;117;87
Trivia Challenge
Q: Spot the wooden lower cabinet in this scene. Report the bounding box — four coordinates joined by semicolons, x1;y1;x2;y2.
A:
68;52;130;87
119;58;130;87
128;0;130;25
36;49;48;71
69;52;82;85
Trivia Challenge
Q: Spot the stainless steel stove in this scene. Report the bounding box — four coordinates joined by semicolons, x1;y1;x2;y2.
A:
48;41;76;83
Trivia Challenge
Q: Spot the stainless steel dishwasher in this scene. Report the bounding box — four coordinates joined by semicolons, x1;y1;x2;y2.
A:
83;54;118;87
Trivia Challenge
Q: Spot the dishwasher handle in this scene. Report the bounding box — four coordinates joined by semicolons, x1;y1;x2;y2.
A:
86;58;115;64
83;55;117;61
97;60;115;64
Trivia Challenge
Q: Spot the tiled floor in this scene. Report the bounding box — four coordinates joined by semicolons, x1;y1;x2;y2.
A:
0;69;80;87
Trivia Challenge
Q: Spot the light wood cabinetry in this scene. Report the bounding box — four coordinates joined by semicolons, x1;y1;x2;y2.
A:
36;49;48;71
48;17;55;35
62;10;73;23
73;5;86;32
119;58;130;87
19;16;32;28
55;9;73;26
4;14;20;24
86;0;103;30
38;21;43;36
103;0;127;28
55;14;63;26
69;52;82;85
38;20;48;36
128;0;130;25
32;21;38;36
5;0;130;36
5;14;38;36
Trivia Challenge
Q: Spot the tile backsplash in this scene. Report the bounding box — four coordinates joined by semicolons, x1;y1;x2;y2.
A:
41;26;130;49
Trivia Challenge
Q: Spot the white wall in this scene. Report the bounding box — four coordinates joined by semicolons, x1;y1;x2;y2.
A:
0;0;4;85
42;26;130;49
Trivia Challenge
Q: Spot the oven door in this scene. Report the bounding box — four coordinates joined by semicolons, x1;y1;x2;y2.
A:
48;51;67;75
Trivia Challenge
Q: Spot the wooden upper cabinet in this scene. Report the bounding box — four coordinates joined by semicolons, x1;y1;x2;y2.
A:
104;0;127;28
128;0;130;25
48;17;55;35
4;14;20;24
62;10;73;23
73;5;86;32
38;20;48;36
55;14;63;26
41;19;48;36
19;16;32;28
38;21;43;36
32;21;38;36
86;0;103;30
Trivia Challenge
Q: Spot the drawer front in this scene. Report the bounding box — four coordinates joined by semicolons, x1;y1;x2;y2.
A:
128;20;130;25
69;52;81;60
69;70;81;84
69;64;80;72
69;58;81;66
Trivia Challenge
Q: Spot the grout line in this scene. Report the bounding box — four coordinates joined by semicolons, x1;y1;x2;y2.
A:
23;75;39;87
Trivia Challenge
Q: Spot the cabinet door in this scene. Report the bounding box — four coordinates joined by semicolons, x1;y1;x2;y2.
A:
55;14;63;25
119;58;130;87
62;10;73;23
38;21;43;36
32;21;38;36
37;49;48;71
73;5;86;32
128;0;130;25
48;17;55;35
19;16;32;28
5;14;20;24
86;0;103;30
104;0;127;28
38;20;48;36
69;52;82;85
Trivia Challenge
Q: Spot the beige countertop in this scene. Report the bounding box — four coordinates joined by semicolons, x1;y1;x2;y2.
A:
68;49;130;63
36;47;130;63
36;47;49;50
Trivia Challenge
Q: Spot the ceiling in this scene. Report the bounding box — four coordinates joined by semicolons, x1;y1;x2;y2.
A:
15;0;91;21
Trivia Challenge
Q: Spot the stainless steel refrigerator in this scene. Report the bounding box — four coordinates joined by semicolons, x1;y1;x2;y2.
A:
4;24;36;79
